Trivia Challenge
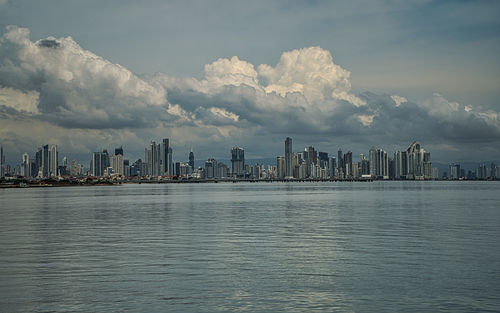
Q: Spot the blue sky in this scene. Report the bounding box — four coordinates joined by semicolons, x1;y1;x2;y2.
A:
0;0;499;163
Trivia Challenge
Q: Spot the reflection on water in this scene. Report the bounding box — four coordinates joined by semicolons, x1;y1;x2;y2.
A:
1;181;500;312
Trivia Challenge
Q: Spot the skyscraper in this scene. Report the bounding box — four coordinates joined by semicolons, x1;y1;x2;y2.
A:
160;139;170;175
49;144;58;177
92;151;108;177
167;147;173;176
277;156;285;178
369;147;388;179
343;151;353;178
337;148;343;179
189;149;194;171
406;141;430;180
0;145;4;178
205;158;217;178
146;141;160;176
230;147;245;178
21;152;30;177
285;137;293;178
41;145;50;178
110;153;124;176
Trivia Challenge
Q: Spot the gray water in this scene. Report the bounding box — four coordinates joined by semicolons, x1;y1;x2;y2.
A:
1;181;499;312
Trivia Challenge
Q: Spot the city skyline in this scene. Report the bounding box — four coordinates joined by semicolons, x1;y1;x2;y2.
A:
1;137;499;181
1;2;500;164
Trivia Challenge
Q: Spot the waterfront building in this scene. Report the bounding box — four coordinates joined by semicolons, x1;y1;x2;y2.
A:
369;147;389;179
230;147;245;178
359;154;370;176
205;158;217;178
0;145;3;178
277;156;285;178
189;149;194;171
285;137;293;178
393;151;407;179
91;150;109;177
49;145;58;177
477;164;487;179
406;141;430;180
337;148;343;178
328;157;337;178
217;162;229;178
110;154;125;176
21;152;30;177
449;163;461;180
352;163;359;179
160;139;170;175
146;141;160;176
344;151;353;178
167;147;173;176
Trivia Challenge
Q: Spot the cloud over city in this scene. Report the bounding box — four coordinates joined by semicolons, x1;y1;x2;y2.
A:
1;25;499;162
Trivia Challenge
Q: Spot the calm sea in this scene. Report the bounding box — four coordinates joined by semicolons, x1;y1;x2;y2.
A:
1;181;499;312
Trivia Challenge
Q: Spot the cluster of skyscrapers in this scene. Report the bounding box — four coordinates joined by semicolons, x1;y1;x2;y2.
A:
1;138;499;181
276;138;432;180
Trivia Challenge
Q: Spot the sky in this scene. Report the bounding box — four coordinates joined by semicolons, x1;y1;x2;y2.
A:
0;0;499;165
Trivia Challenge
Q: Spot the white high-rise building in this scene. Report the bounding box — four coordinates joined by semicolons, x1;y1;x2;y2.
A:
406;141;431;180
110;154;125;176
21;152;30;177
369;147;388;179
49;144;58;177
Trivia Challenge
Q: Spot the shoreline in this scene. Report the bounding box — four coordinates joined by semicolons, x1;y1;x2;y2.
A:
1;178;499;188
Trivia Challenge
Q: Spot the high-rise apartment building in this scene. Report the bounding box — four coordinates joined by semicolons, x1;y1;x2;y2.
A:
110;154;125;176
41;145;50;178
369;147;388;179
160;139;170;175
285;137;293;178
205;158;217;178
49;145;58;177
406;141;431;180
146;141;161;176
343;151;353;178
0;145;4;178
189;149;194;171
230;147;245;178
92;150;109;177
21;152;30;177
277;156;285;178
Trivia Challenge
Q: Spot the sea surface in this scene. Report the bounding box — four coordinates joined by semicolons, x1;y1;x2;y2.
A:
1;181;499;312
